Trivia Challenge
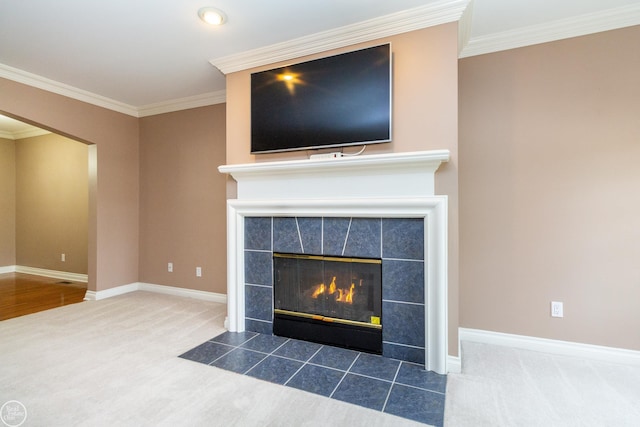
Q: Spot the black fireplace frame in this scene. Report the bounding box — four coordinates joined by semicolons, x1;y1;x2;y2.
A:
273;311;383;354
272;252;383;354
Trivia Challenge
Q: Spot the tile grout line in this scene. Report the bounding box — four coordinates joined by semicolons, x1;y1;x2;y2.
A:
382;257;424;262
306;360;351;374
381;361;403;412
344;369;395;384
206;343;241;366
243;338;292;375
381;340;425;349
295;217;304;253
341;218;353;256
329;352;362;399
207;333;260;366
381;299;425;306
283;344;325;386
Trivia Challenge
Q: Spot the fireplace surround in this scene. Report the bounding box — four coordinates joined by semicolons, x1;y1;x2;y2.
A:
219;150;450;374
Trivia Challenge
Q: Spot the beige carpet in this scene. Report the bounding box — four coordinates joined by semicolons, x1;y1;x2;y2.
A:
2;291;639;426
445;342;640;426
0;291;423;426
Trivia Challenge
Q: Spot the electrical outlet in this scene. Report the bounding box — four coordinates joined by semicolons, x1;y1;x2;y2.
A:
551;301;563;318
196;267;202;277
61;253;66;262
168;262;173;273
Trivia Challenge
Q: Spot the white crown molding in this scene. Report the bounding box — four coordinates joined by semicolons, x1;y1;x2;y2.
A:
0;63;226;118
11;127;51;140
459;328;640;367
458;0;474;55
0;63;139;117
459;3;640;58
0;130;13;140
0;127;51;140
210;0;470;74
137;90;226;117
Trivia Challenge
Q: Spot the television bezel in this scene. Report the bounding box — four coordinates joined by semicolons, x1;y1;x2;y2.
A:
250;43;393;154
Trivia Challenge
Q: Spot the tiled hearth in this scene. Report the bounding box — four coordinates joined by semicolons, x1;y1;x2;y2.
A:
244;216;427;364
181;331;446;426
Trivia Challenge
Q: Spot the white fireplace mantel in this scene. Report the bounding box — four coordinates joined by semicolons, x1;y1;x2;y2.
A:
218;150;451;373
218;149;450;200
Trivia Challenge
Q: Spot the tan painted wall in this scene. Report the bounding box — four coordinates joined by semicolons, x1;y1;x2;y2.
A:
0;138;16;267
0;79;139;292
459;26;640;350
225;24;460;355
139;105;227;293
15;134;88;274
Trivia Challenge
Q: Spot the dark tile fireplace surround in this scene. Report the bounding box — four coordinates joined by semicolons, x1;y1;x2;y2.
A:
244;216;427;365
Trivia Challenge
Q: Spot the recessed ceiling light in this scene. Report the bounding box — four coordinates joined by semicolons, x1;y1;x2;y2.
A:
198;7;226;26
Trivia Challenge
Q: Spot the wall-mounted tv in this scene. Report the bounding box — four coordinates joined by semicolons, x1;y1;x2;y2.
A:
251;44;392;154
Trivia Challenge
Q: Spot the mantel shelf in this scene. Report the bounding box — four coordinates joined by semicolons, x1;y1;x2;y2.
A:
219;149;450;177
218;150;450;200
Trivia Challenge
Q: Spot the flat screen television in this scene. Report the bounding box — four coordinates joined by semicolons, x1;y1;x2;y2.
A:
250;44;392;154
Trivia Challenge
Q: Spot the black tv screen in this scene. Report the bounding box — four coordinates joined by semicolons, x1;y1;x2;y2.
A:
251;44;392;154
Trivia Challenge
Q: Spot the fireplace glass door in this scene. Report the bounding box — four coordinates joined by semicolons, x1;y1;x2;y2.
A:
273;253;382;353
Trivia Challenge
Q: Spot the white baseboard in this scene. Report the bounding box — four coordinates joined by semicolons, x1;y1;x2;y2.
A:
15;265;88;282
83;283;139;301
447;355;462;374
138;282;227;304
459;327;640;367
0;265;17;274
83;281;227;304
4;265;89;283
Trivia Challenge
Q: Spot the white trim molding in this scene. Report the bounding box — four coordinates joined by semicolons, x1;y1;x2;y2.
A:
219;150;451;374
459;3;640;58
219;150;450;201
14;265;88;283
0;63;139;117
447;355;462;374
0;265;17;275
210;0;470;74
83;281;227;304
83;283;138;301
0;63;225;118
138;282;227;303
225;197;449;374
136;91;226;117
460;328;640;367
0;127;50;140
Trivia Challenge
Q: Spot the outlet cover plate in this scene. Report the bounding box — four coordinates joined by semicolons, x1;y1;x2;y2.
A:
551;301;564;318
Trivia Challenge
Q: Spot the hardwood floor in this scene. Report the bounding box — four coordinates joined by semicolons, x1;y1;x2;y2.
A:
0;273;87;321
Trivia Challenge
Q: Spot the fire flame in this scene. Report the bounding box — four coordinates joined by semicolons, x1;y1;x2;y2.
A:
311;283;326;298
311;277;355;304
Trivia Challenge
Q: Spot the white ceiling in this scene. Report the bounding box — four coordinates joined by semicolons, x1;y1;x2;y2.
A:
1;0;639;132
